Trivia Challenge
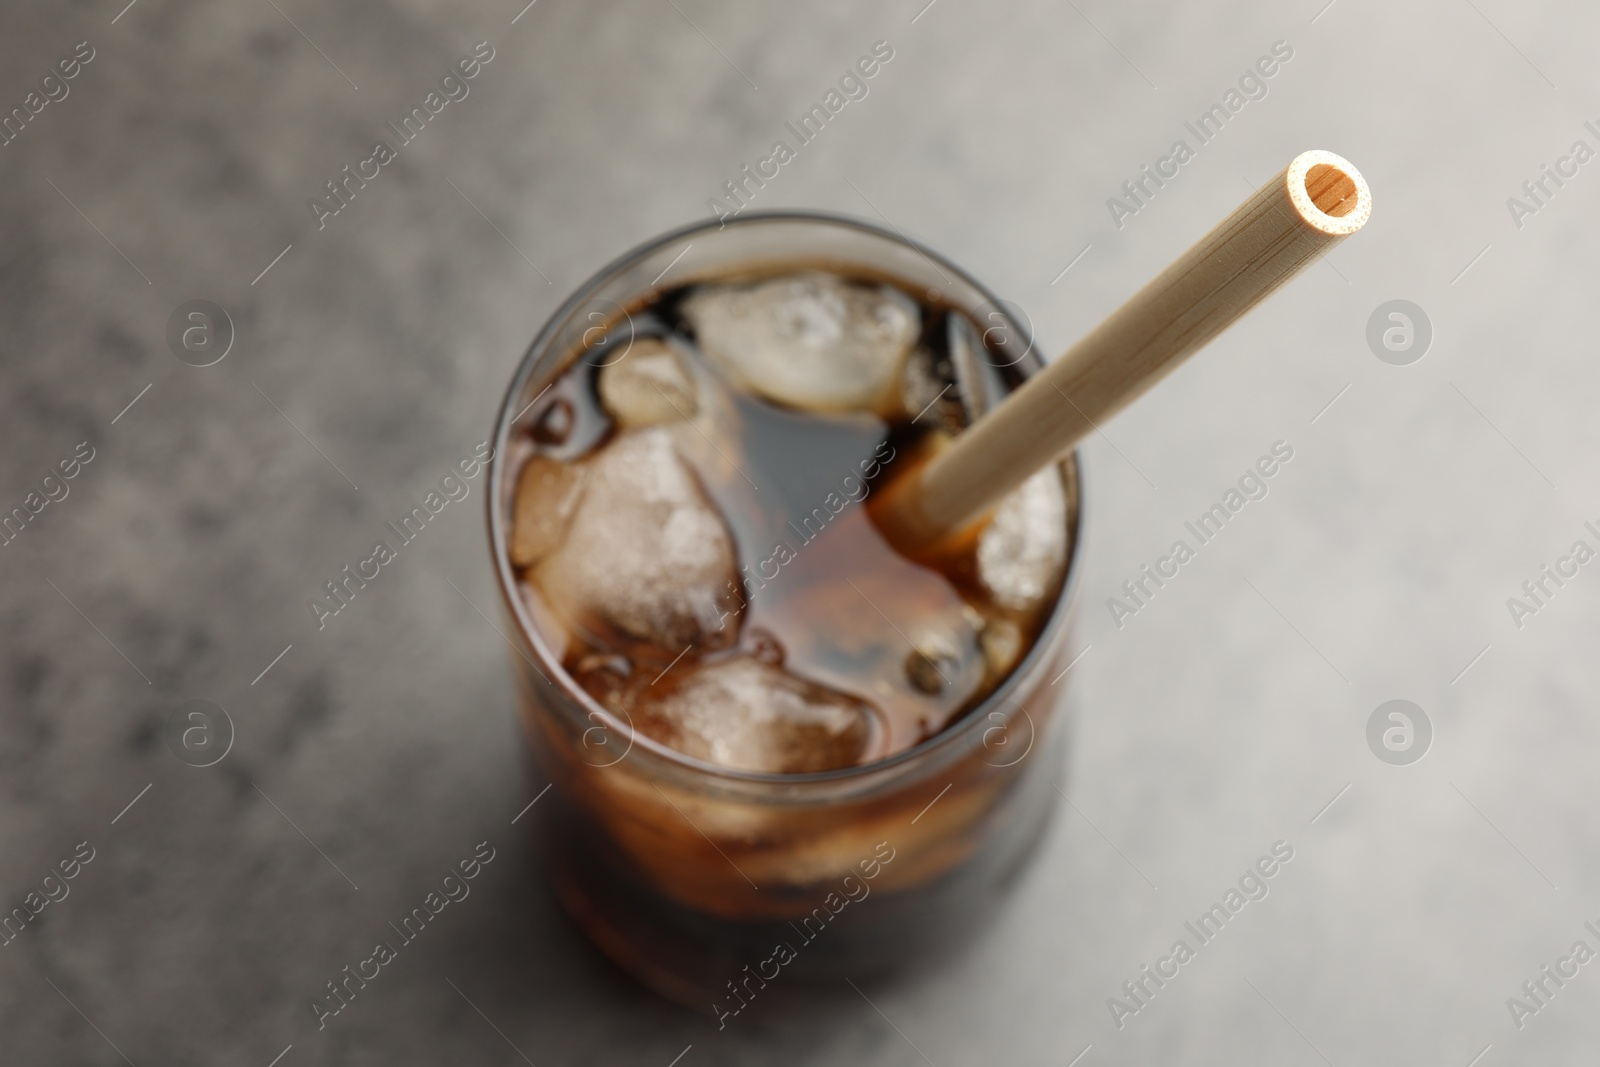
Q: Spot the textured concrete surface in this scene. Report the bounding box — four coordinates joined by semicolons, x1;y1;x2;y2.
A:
4;0;1600;1063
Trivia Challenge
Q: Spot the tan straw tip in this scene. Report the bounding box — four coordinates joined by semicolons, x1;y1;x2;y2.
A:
1286;150;1371;236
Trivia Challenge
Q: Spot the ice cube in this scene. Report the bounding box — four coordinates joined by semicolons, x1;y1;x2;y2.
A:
680;272;919;413
532;428;741;651
977;466;1068;613
947;310;998;420
597;338;697;428
510;454;586;568
634;654;876;773
900;346;960;432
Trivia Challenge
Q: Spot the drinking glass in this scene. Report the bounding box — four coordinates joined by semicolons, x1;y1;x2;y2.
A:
485;212;1085;1011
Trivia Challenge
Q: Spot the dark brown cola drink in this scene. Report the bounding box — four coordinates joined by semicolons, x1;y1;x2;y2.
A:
488;214;1082;1017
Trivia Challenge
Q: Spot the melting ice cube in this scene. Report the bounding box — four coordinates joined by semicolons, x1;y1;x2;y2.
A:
635;654;877;773
529;428;741;652
510;454;585;568
679;272;919;413
597;338;698;428
976;466;1068;613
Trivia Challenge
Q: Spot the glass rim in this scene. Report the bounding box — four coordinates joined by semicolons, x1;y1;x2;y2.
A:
486;208;1086;788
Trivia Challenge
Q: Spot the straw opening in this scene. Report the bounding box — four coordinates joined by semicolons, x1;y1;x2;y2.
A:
1305;163;1359;218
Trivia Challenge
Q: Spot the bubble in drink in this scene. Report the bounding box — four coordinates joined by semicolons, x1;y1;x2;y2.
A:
531;396;575;445
508;268;1072;773
904;621;976;697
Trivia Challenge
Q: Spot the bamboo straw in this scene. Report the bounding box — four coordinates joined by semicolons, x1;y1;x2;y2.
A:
873;149;1371;556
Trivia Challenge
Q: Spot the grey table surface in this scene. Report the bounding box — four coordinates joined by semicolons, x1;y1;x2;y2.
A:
4;0;1599;1063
